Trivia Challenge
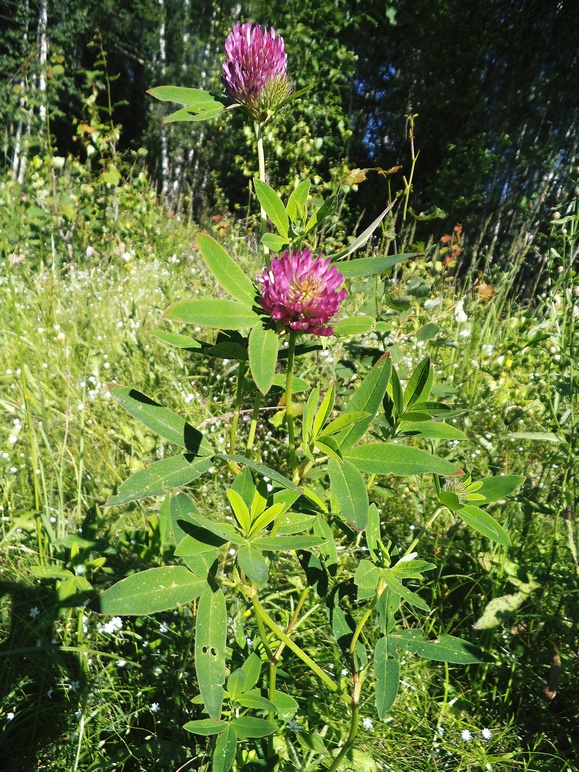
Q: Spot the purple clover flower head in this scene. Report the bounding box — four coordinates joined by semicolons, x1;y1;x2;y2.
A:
257;249;347;336
222;22;290;120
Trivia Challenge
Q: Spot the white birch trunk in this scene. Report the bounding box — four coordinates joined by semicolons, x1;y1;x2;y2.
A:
38;0;48;123
12;0;31;180
158;0;170;197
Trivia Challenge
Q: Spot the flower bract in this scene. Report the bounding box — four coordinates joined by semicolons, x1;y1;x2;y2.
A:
222;21;290;120
257;249;347;336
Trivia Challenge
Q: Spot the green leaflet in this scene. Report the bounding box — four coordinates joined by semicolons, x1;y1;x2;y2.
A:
475;475;525;502
286;178;310;223
332;316;375;336
197;234;257;306
345;443;460;476
337;354;392;449
374;637;400;718
453;503;511;547
99;566;206;615
254;179;289;238
328;457;369;531
107;454;213;506
164;299;259;329
390;629;492;663
336;254;414;278
249;321;278;395
237;543;269;584
109;385;213;455
212;725;238;772
195;586;227;719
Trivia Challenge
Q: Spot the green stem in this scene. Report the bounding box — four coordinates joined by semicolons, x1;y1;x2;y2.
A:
405;506;444;556
349;578;386;660
250;593;341;695
285;332;298;479
246;391;262;456
402;114;419;223
272;586;310;663
326;700;360;772
229;361;247;457
254;120;269;261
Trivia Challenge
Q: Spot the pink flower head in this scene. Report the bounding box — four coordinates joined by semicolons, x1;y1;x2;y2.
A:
257;250;347;336
222;22;290;119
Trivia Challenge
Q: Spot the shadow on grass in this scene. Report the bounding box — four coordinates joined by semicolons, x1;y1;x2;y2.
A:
0;580;82;771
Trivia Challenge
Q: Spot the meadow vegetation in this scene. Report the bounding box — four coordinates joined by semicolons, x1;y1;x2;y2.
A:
1;4;578;770
1;152;577;771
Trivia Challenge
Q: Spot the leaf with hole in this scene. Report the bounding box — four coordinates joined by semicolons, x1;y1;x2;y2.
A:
195;586;227;719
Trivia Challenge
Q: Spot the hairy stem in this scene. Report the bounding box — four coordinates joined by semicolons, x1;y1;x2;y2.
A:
285;332;298;479
254;120;269;260
228;361;247;469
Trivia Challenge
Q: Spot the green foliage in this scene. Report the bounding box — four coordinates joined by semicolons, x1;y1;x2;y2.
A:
2;15;579;765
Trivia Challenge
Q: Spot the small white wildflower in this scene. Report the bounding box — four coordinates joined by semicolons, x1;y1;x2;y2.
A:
454;299;468;323
286;719;302;732
100;616;123;634
150;702;160;713
159;624;168;634
341;668;349;676
68;681;80;692
482;727;492;740
362;717;374;730
461;729;472;742
116;659;126;668
29;607;41;619
6;712;15;721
